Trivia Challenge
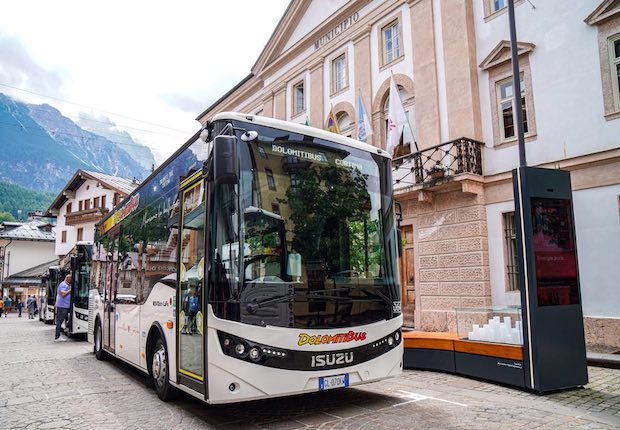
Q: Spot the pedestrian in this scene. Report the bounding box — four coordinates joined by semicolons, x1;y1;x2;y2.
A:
33;298;38;317
0;297;3;319
17;298;23;317
3;296;11;317
27;295;35;319
55;274;72;342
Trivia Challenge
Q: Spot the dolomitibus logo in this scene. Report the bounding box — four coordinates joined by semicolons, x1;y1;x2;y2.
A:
298;331;366;346
102;193;140;233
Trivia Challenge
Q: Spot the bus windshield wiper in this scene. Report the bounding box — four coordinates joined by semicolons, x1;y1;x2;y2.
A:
245;292;353;313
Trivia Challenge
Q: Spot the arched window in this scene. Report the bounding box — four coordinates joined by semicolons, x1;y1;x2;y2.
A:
337;112;353;138
383;85;416;154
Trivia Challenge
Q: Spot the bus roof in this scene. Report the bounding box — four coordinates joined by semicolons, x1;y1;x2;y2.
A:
211;112;391;159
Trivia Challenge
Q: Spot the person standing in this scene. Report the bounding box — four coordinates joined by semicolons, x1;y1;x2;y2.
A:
55;274;72;342
17;298;23;317
0;297;3;319
27;295;35;319
3;296;11;317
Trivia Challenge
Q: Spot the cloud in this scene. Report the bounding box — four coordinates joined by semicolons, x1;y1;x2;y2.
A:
0;32;65;96
161;93;214;115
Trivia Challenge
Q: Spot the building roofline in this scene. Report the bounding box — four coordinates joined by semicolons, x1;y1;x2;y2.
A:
195;73;255;121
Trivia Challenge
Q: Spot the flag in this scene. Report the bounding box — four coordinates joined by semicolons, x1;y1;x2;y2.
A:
326;107;340;134
387;75;408;156
304;117;310;126
357;94;373;143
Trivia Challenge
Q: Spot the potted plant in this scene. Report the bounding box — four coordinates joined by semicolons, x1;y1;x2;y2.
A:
426;162;447;180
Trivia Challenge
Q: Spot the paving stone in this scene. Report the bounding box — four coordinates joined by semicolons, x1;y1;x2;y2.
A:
1;314;620;428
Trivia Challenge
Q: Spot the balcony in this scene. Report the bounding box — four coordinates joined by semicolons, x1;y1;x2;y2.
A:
65;207;109;226
392;137;485;200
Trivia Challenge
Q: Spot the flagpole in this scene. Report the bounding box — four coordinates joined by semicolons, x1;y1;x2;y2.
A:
390;70;419;152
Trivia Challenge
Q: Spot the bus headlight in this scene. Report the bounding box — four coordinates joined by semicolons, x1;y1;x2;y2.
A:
223;337;233;349
234;342;247;357
249;347;262;362
388;336;394;347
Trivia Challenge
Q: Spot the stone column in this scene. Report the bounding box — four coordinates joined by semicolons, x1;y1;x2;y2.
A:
353;26;372;144
309;58;324;128
274;84;287;121
409;0;441;149
440;0;482;140
262;91;274;118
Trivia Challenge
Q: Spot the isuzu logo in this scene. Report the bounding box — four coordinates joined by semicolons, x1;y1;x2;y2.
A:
311;352;353;368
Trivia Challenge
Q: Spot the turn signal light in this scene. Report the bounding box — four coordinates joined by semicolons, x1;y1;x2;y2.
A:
166;320;173;329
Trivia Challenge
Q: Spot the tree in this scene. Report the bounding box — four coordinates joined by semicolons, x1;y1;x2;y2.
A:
0;211;15;223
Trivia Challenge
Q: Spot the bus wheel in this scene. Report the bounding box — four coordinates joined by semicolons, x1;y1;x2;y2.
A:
151;337;175;401
94;321;106;360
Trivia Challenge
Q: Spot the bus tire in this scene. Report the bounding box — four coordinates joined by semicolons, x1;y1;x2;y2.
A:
94;320;106;360
151;336;176;401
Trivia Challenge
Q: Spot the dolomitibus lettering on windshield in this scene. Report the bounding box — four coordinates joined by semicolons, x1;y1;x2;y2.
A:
88;113;402;404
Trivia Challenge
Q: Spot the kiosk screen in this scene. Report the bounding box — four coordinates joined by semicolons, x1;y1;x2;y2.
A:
531;197;579;306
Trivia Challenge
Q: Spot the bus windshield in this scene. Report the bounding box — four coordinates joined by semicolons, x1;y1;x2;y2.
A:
211;123;399;329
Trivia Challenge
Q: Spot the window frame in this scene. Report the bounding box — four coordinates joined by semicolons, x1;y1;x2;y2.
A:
61;230;67;243
265;168;276;191
380;18;403;68
502;211;519;292
331;53;348;95
610;33;620;111
291;80;306;116
77;227;84;242
496;74;528;142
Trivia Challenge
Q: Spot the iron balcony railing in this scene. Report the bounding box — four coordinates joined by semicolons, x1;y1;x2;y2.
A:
392;137;484;187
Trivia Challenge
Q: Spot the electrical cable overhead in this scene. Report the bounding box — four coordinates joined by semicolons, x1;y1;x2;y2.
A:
0;82;191;133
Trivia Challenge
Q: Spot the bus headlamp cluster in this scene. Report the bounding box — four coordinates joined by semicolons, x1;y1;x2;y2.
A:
370;329;402;351
218;331;286;364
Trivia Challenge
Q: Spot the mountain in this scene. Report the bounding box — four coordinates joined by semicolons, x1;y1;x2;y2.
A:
0;93;149;192
0;181;55;220
77;112;157;171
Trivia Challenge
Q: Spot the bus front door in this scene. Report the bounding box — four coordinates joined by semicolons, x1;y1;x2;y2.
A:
103;235;119;353
177;177;206;394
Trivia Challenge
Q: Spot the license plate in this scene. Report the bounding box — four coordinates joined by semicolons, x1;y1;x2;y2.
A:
319;374;349;391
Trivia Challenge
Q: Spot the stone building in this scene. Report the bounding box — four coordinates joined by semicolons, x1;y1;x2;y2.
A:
195;0;620;350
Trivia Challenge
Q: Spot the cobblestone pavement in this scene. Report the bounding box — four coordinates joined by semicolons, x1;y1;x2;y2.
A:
1;314;619;429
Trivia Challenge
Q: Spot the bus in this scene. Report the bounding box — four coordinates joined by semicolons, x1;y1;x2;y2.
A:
40;265;61;323
51;241;93;336
88;113;402;404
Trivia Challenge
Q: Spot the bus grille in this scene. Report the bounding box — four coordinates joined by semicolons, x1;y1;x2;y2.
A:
88;296;94;335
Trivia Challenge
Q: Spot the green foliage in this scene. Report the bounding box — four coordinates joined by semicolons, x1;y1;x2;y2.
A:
0;211;16;223
0;182;55;220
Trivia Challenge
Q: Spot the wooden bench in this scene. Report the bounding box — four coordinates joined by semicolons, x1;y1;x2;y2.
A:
403;331;526;388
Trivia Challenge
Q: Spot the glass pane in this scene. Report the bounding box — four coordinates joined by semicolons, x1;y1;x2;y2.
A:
179;181;205;380
500;81;513;99
614;39;620;59
521;97;528;134
394;23;401;57
493;0;506;11
502;101;514;138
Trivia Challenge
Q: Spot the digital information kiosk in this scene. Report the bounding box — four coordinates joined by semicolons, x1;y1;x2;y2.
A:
513;166;588;392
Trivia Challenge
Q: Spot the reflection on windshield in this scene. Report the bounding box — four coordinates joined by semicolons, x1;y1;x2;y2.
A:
211;125;398;329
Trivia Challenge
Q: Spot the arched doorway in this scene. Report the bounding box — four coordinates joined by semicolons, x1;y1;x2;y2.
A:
337;112;353;138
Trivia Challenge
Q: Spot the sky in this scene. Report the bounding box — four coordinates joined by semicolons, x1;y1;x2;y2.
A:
0;0;290;162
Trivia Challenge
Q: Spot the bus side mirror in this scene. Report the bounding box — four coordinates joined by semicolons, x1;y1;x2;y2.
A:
213;135;239;185
70;256;79;272
397;229;403;258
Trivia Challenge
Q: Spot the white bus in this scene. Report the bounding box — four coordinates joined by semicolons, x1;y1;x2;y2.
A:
88;113;402;404
42;242;92;334
40;265;61;323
